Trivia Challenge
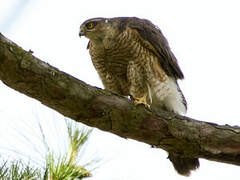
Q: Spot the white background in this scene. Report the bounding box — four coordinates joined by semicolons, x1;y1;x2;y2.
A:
0;0;240;179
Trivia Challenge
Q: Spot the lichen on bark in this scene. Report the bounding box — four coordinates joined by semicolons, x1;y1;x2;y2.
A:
1;33;240;173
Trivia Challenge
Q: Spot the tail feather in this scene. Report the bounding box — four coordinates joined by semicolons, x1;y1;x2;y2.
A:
168;153;200;176
148;78;198;175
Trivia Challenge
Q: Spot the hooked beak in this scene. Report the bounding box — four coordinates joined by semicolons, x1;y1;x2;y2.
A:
79;30;85;37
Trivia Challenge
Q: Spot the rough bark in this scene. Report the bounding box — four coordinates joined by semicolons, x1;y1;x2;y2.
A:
1;33;240;169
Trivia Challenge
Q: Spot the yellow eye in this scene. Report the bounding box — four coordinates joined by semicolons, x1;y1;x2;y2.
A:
86;22;95;30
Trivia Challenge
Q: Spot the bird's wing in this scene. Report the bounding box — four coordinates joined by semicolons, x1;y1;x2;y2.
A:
117;17;184;80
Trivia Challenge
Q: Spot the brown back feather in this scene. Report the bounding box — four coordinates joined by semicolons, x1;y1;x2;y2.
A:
113;17;184;79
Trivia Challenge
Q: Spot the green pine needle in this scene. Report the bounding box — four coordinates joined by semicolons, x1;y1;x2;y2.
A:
1;118;96;180
0;160;41;180
45;120;93;180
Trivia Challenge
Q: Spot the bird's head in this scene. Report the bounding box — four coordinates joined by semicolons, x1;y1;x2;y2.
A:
79;17;114;41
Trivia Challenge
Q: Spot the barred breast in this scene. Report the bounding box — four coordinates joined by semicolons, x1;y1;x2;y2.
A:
88;27;145;96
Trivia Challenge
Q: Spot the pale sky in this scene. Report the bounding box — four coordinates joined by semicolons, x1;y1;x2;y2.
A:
0;0;240;179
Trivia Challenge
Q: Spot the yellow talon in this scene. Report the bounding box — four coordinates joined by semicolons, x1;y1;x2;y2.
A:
133;94;150;108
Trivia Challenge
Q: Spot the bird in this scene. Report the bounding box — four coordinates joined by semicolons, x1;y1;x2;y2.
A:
79;17;199;176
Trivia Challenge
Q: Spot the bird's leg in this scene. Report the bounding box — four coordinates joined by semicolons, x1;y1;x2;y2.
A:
132;94;150;108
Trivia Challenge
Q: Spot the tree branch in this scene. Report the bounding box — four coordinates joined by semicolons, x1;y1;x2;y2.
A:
1;33;240;168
